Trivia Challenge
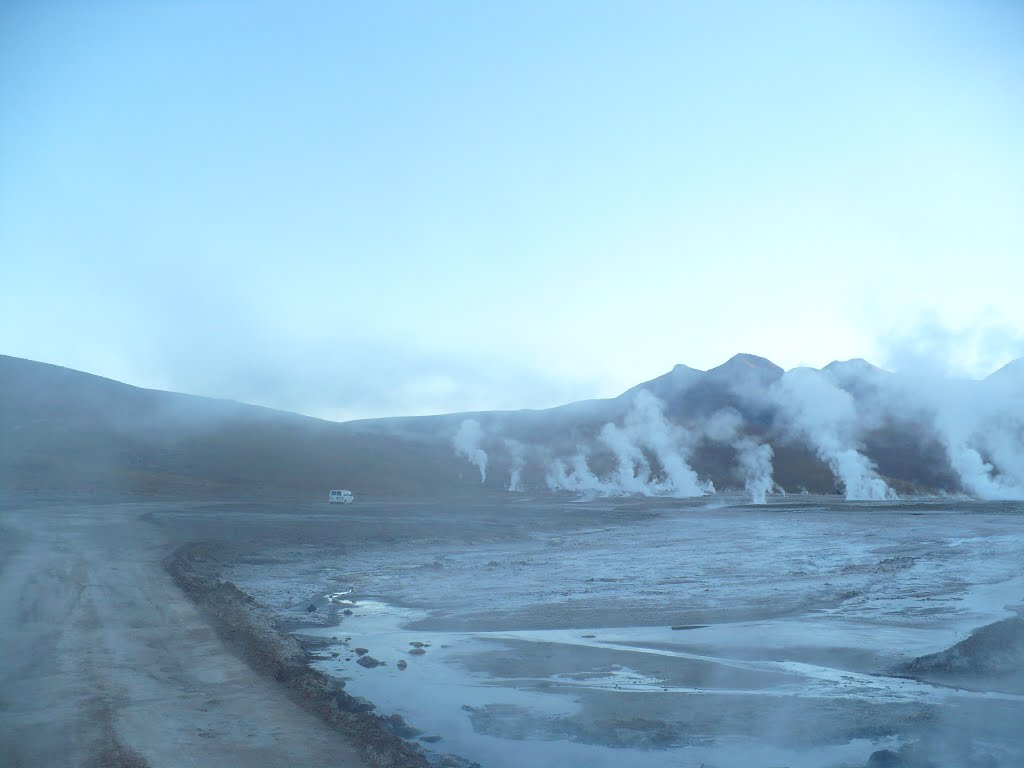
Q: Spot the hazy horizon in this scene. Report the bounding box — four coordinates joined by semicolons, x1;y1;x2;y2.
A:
5;347;1022;426
3;1;1022;420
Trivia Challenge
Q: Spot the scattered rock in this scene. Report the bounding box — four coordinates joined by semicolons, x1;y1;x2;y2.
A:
343;609;354;616
306;604;317;613
410;641;427;648
420;734;442;743
876;555;915;573
384;713;422;738
347;695;376;713
408;648;427;655
298;636;333;652
356;655;383;668
397;660;408;670
330;652;339;657
354;648;369;656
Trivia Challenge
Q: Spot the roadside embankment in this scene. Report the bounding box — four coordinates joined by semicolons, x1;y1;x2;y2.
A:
165;542;442;768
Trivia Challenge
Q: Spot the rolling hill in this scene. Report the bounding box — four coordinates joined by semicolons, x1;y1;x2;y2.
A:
2;352;1022;499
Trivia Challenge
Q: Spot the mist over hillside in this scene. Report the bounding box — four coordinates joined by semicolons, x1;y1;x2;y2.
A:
2;352;1022;500
0;355;463;497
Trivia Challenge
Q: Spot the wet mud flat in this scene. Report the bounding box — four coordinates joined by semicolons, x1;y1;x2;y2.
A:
160;495;1024;768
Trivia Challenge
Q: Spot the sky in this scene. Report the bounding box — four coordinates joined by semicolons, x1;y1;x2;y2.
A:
2;1;1023;421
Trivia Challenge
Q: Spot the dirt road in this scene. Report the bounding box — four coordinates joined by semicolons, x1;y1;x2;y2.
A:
0;499;369;768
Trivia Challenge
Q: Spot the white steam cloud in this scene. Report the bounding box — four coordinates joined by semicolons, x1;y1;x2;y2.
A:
705;409;775;504
465;347;1024;502
878;321;1024;499
545;451;608;494
545;391;710;498
453;419;488;483
772;368;895;501
505;438;525;492
599;421;652;494
906;377;1024;499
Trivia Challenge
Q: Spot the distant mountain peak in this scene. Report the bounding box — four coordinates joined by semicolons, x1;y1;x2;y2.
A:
671;363;702;374
707;353;784;382
823;358;888;376
619;361;702;401
987;357;1024;385
720;352;780;368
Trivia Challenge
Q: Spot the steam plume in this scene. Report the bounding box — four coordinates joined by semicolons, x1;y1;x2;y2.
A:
545;391;709;497
505;438;525;492
599;422;652;494
705;408;775;504
772;368;895;500
453;419;488;482
919;378;1024;499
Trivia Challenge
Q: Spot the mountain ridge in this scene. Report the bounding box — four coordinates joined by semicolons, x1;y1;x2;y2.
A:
3;352;1022;500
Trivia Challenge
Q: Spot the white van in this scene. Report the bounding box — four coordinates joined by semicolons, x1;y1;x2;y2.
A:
328;489;354;504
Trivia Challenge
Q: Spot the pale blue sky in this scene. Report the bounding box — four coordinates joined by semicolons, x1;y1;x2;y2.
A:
2;1;1023;419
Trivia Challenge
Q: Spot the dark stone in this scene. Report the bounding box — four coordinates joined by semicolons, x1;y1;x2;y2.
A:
397;660;408;670
385;713;422;738
354;648;369;656
347;695;376;713
408;647;427;655
306;603;317;613
356;655;383;668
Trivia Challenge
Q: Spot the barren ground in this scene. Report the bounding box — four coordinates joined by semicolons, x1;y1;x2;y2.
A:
0;497;370;768
3;494;1023;768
